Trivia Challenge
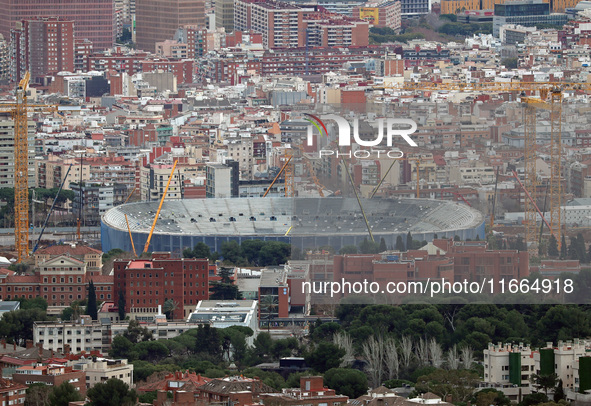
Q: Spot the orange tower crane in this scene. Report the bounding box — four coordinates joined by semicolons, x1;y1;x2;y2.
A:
384;80;591;252
0;72;56;262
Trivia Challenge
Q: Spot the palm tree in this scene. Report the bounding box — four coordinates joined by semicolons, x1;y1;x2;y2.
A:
162;299;179;320
260;295;278;333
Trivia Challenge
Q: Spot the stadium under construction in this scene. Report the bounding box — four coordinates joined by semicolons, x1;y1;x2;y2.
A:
101;197;485;254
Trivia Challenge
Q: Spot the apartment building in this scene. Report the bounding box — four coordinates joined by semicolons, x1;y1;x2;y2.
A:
234;0;368;49
206;160;239;198
13;364;86;395
70;182;128;225
73;358;133;388
353;1;402;31
0;0;115;51
0;113;35;188
34;317;199;354
136;0;205;52
484;340;591;397
10;17;75;83
0;379;26;406
113;253;211;320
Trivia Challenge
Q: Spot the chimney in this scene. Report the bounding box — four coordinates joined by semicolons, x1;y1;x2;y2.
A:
26;340;33;349
13;342;16;350
1;339;5;349
38;342;43;356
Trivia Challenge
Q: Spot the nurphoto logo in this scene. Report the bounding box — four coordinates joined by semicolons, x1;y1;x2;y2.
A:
303;113;418;159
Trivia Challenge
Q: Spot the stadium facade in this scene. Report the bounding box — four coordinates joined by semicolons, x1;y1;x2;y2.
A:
101;197;485;253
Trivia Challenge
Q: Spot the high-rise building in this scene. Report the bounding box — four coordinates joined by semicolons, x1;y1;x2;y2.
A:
0;0;115;51
0;35;8;81
353;1;402;31
0;112;35;188
493;0;568;36
235;0;369;49
136;0;206;52
441;0;579;15
216;0;235;31
206;160;239;198
10;18;75;83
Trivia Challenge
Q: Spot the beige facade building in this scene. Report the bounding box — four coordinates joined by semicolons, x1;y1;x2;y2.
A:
73;358;133;388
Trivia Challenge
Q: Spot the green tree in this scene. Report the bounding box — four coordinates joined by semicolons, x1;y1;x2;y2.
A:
259;241;291;266
515;237;525;252
304;342;345;373
554;380;565;402
18;297;48;311
210;268;242;300
162;299;179;320
137;391;157;404
86;281;98;320
519;393;548;406
359;238;380;254
109;335;137;360
117;291;125;321
135;340;169;362
61;300;84;321
25;383;51;406
396;236;405;251
379;238;388;252
531;373;558;396
472;388;512;406
415;369;479;403
324;368;368;398
86;378;138;406
340;245;358;254
221;241;243;264
0;308;52;345
49;382;82;406
241;240;266;264
407;232;413;250
123;319;153;343
184;242;212;259
560;235;567;259
548;235;559;257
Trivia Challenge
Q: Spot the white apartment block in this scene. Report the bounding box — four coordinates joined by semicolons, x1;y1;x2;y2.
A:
0;113;35;188
484;340;591;398
34;317;204;354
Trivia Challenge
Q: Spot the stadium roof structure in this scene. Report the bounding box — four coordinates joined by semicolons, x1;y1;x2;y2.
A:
102;197;484;237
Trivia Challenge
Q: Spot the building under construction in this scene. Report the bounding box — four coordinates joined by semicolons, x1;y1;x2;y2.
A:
100;197;485;254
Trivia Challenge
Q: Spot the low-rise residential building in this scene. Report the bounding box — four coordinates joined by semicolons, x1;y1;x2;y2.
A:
72;358;133;388
13;364;86;395
0;379;26;406
34;316;203;354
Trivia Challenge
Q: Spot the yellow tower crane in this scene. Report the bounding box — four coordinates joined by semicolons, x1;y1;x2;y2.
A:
379;80;591;252
0;72;56;262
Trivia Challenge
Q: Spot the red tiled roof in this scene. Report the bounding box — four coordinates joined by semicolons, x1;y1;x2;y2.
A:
36;245;102;256
4;275;39;284
137;371;211;393
0;269;15;276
